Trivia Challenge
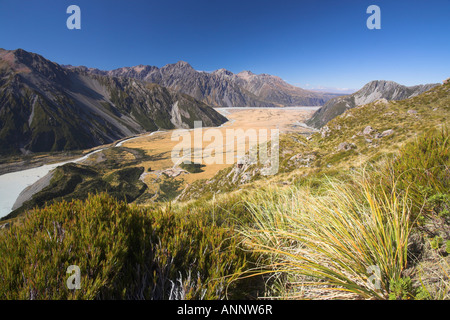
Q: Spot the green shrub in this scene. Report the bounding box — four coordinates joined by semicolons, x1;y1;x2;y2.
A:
427;193;450;219
430;236;444;250
388;277;426;300
0;193;248;300
0;194;131;299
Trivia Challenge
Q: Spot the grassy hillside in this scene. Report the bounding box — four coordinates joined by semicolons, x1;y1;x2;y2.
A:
2;147;151;221
240;128;449;299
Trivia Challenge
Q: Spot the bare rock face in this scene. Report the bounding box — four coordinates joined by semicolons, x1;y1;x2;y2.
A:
233;70;340;106
375;129;394;139
306;80;440;128
66;61;339;108
337;142;356;152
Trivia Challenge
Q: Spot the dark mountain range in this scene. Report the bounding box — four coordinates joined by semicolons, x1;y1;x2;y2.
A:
306;80;440;128
0;48;227;156
64;62;341;108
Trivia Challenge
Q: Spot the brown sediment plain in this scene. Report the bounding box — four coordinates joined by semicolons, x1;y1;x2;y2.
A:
118;108;317;189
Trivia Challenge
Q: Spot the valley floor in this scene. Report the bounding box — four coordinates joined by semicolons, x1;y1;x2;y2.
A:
0;107;317;218
95;107;317;205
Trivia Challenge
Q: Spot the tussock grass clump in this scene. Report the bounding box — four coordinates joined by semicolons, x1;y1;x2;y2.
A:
240;174;413;300
389;128;449;219
384;128;450;299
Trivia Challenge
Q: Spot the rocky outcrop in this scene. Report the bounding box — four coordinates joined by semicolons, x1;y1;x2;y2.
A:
363;126;375;136
337;142;356;152
289;153;316;167
227;156;259;184
320;125;331;138
359;126;395;140
0;222;10;230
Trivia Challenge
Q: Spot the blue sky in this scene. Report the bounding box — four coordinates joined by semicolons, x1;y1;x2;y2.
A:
0;0;449;93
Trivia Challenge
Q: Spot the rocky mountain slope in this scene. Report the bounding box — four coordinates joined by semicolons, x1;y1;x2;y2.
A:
65;62;340;108
0;49;227;156
232;70;339;106
306;80;440;128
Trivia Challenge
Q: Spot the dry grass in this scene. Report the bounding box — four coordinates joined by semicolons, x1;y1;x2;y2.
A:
239;170;413;300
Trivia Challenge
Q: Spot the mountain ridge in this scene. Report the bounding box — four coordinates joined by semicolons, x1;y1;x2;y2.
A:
63;61;341;108
0;48;227;156
306;80;441;128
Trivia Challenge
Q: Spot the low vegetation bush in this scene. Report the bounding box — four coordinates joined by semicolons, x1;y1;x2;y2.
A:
0;193;248;300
